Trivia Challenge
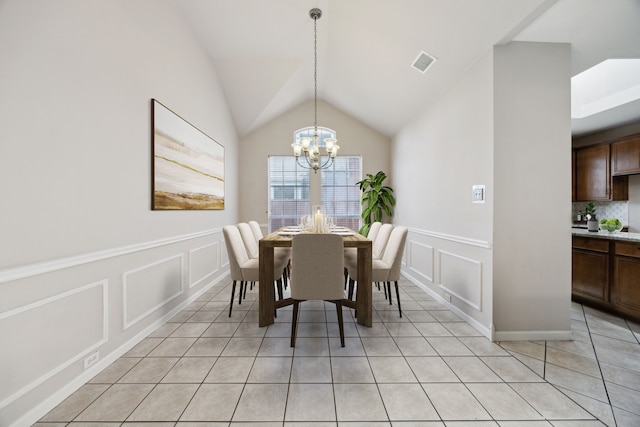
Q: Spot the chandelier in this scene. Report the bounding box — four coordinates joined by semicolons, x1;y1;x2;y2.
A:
291;8;339;173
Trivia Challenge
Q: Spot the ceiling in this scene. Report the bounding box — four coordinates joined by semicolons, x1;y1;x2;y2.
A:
176;0;640;138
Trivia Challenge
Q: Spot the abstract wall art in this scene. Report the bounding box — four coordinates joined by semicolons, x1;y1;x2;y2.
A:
152;99;224;210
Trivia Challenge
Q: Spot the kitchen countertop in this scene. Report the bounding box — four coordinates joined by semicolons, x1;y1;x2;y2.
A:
572;227;640;243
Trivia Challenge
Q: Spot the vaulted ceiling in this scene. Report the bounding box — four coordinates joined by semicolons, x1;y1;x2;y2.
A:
176;0;640;138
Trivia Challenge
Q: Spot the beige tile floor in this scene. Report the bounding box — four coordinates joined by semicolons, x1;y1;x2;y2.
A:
35;277;640;426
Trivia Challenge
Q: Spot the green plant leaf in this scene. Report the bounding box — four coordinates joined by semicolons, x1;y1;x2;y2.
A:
356;170;395;229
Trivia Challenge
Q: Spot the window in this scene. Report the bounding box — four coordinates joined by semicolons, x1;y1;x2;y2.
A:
268;127;362;232
295;126;336;148
268;156;309;232
321;156;362;230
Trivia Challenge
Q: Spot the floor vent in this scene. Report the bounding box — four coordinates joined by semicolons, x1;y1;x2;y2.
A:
412;51;437;73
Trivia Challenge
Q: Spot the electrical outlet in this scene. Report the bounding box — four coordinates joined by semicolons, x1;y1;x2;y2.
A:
444;292;451;302
84;351;99;369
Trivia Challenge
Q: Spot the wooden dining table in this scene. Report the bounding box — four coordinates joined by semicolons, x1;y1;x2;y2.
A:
258;227;373;327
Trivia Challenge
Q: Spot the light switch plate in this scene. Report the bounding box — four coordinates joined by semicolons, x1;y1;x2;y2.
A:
472;185;485;203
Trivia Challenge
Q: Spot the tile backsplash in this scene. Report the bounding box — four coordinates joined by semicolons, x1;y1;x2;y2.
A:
572;201;629;225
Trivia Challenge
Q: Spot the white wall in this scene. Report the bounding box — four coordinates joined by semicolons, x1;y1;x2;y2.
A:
493;41;572;340
239;99;391;227
393;41;572;341
0;1;237;425
393;53;495;336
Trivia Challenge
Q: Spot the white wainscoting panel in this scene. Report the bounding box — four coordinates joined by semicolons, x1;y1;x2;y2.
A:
438;250;482;311
189;242;219;288
123;254;184;329
221;238;229;269
408;240;434;283
0;280;107;409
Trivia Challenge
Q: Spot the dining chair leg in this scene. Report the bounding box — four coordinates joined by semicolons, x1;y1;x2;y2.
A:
276;278;284;300
273;289;278;319
291;300;301;347
335;300;345;347
382;282;388;300
283;268;288;290
394;280;402;318
344;267;349;289
229;280;237;317
387;281;393;305
243;281;250;299
347;278;356;300
238;281;245;305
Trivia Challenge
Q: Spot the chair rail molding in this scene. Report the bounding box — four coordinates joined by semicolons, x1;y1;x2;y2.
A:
408;227;491;249
0;229;221;284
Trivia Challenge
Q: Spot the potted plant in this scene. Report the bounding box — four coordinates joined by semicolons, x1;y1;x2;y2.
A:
356;171;396;235
584;201;599;232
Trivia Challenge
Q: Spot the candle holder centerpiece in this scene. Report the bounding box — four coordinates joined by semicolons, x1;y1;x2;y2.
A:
312;205;325;233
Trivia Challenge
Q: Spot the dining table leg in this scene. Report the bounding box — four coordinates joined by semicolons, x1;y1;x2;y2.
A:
259;242;275;327
355;242;372;327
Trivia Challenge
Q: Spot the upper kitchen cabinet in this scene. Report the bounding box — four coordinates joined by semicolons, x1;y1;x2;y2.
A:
612;133;640;176
575;144;628;201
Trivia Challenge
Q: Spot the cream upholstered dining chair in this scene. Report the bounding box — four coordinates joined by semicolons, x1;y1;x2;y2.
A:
346;225;408;317
248;220;264;243
238;222;260;258
290;233;346;347
238;222;289;299
222;225;257;317
223;225;288;317
366;221;384;243
244;221;291;267
346;222;393;300
372;223;393;259
344;221;382;287
372;222;395;299
249;220;291;289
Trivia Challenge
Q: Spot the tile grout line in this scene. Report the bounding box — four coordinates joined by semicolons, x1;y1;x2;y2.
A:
37;279;640;426
584;306;620;427
585;308;618;424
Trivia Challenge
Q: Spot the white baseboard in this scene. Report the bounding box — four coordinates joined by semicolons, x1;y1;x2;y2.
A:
493;330;572;342
401;270;492;340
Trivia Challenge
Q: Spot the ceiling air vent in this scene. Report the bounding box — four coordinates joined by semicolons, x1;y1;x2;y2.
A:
412;51;437;74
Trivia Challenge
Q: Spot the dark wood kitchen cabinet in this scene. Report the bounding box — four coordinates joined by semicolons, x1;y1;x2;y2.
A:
575;144;628;201
572;235;640;322
612;134;640;176
572;236;610;303
612;241;640;319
